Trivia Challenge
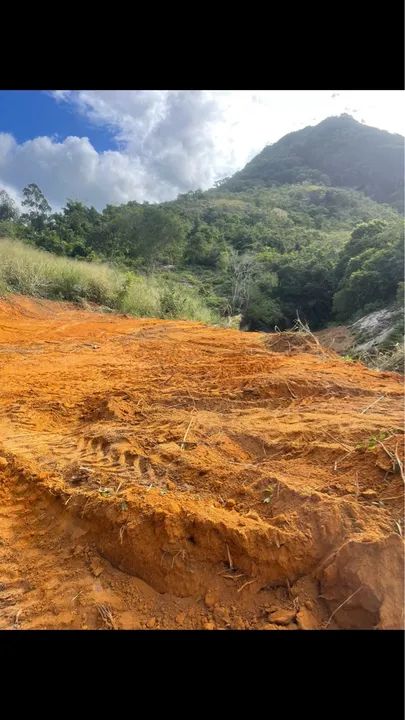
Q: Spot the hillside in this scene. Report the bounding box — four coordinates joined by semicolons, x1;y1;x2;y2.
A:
0;295;403;629
0;100;404;635
0;115;403;342
221;115;404;212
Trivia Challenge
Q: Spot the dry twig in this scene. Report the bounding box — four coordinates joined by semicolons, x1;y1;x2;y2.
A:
226;543;233;571
237;579;257;593
180;414;195;450
360;396;385;414
97;604;116;629
285;381;297;399
325;586;363;628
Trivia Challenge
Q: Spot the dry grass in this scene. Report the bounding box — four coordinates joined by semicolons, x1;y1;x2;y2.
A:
97;603;116;629
0;238;219;324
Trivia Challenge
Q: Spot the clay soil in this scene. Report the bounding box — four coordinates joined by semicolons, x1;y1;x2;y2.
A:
0;295;403;630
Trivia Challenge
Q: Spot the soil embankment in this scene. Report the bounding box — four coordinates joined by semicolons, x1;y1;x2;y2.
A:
0;295;403;630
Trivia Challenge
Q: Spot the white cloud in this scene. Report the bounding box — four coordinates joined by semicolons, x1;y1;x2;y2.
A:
1;90;404;209
0;132;154;209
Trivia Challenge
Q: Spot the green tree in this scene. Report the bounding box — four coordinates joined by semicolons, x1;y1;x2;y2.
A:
184;222;227;268
333;220;404;319
21;184;51;232
0;190;19;222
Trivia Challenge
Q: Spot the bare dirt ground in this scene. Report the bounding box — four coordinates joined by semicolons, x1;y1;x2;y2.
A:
0;295;403;630
315;325;355;354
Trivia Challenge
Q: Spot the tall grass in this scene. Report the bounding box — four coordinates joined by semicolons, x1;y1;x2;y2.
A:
0;238;219;324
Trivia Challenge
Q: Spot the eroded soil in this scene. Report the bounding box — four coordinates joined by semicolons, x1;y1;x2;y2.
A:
0;295;403;630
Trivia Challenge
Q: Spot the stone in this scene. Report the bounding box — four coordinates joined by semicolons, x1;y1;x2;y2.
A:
0;457;8;469
146;617;156;629
376;458;393;472
269;609;296;625
214;606;231;625
245;510;261;521
203;621;215;630
90;560;104;577
232;616;245;629
262;623;286;630
361;489;378;499
204;590;218;608
297;607;318;630
345;484;357;494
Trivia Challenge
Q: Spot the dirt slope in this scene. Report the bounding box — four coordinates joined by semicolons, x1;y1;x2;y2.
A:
0;295;403;630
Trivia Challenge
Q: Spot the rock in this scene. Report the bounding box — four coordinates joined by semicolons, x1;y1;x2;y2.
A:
319;534;404;629
0;457;8;469
262;623;286;630
245;510;261;521
90;560;104;577
146;617;156;629
269;609;296;625
175;612;186;625
204;590;218;609
304;599;314;610
361;489;378;499
376;457;393;472
158;443;181;460
297;607;318;630
232;617;245;630
166;480;176;491
225;499;236;509
214;606;231;625
203;621;216;630
264;604;279;613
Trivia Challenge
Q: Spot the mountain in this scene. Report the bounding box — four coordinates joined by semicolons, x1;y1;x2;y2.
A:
222;115;404;211
1;115;403;341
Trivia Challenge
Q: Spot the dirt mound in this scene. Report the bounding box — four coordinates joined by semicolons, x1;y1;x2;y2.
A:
315;325;355;354
0;295;403;629
264;331;334;357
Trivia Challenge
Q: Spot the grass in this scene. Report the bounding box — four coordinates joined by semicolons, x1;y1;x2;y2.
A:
352;344;404;374
0;238;219;324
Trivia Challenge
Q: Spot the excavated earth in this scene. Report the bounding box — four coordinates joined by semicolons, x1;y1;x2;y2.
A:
0;295;403;631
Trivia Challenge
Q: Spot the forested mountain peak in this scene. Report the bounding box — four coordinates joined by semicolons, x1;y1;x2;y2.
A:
221;115;404;211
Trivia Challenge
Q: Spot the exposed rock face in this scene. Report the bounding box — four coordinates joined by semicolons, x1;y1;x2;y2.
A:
350;307;402;353
319;535;405;629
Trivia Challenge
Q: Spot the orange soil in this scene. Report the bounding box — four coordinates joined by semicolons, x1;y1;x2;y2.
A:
0;295;403;630
315;325;355;354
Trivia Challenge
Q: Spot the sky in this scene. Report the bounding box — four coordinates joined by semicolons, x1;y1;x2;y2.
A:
0;90;404;210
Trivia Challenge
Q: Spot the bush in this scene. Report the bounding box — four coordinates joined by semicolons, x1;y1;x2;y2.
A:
0;238;218;324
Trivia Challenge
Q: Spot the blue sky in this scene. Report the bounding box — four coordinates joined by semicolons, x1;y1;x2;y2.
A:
0;91;115;151
0;90;403;209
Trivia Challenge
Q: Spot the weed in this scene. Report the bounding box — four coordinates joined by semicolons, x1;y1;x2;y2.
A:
0;238;219;324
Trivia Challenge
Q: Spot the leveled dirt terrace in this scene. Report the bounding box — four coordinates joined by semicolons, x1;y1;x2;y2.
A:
0;295;403;630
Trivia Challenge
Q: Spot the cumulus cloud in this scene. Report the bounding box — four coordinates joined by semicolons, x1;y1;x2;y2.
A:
1;90;404;209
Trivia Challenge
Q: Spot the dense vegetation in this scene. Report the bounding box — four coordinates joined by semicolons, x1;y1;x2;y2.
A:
222;114;404;212
0;115;403;334
0;238;218;324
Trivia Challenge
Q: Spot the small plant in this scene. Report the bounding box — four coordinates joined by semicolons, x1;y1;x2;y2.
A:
357;430;391;451
0;238;219;324
263;484;275;503
98;486;112;497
